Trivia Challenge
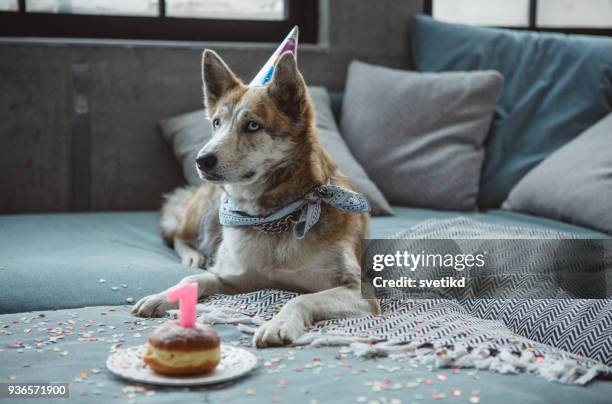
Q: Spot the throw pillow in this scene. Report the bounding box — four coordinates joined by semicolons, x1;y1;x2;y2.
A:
340;60;503;211
410;14;612;208
503;113;612;235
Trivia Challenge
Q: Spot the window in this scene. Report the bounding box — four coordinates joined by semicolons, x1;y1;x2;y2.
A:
26;0;159;17
433;0;529;27
426;0;612;35
0;0;17;11
166;0;284;20
0;0;318;42
537;0;612;28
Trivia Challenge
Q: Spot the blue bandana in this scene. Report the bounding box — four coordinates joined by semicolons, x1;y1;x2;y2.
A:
219;185;370;239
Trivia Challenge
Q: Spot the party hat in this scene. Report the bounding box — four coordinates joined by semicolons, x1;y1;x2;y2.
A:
249;26;299;86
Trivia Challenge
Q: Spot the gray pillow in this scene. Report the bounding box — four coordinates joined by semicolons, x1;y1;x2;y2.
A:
159;86;393;216
340;61;503;211
503;113;612;235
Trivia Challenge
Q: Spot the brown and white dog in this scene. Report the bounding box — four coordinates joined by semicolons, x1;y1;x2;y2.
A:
132;49;380;347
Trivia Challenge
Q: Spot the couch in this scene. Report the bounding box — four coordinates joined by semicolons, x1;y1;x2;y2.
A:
2;15;612;404
2;210;612;404
2;90;611;402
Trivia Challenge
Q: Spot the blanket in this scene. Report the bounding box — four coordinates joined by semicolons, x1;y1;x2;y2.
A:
174;218;612;385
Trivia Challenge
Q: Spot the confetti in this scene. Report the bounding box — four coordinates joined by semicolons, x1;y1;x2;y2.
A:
0;302;525;403
432;392;446;400
111;286;119;291
98;279;106;284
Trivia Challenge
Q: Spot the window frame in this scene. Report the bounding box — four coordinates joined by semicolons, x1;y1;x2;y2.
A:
424;0;612;36
0;0;318;43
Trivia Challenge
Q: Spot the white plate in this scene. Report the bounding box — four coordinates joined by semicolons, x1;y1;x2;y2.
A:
106;344;258;386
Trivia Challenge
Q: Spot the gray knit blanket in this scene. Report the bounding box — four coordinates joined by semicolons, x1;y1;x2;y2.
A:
176;218;612;385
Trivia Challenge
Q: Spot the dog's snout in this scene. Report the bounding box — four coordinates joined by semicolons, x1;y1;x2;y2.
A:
197;153;218;171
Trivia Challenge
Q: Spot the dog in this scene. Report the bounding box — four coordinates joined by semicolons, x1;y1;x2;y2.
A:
132;49;380;348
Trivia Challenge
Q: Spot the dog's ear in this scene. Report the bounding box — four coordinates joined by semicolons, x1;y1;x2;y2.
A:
267;52;306;122
202;49;241;110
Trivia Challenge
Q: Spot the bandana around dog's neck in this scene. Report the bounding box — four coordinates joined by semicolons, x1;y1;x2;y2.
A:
219;185;370;239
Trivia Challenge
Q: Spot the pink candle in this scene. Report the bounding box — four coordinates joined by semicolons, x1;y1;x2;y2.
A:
167;283;198;328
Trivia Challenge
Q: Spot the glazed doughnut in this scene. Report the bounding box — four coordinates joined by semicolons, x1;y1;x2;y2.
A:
144;320;221;376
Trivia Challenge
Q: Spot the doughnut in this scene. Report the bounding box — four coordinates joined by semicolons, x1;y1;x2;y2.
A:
144;320;221;376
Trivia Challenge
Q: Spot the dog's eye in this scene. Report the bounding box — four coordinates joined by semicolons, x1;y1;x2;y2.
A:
245;121;261;133
212;118;220;129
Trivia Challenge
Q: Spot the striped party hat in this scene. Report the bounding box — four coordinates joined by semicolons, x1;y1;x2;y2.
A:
249;26;299;86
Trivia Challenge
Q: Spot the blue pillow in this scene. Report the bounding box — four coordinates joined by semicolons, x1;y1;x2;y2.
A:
410;15;612;209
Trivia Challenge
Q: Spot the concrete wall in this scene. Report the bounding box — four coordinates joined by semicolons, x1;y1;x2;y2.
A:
0;0;423;213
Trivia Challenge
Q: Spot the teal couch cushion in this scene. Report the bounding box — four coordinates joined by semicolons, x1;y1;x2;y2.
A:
0;212;201;314
3;308;612;403
1;210;606;314
410;15;612;209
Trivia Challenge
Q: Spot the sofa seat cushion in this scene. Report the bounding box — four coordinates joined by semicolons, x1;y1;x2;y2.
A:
3;307;612;403
0;209;606;313
0;212;201;314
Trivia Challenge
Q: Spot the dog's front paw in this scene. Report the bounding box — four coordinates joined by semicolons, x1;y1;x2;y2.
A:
131;293;177;318
253;316;305;348
181;250;207;268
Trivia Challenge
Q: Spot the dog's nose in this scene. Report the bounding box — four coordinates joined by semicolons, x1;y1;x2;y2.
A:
197;154;217;171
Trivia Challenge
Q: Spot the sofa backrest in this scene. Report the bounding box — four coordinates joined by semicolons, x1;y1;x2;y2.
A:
410;15;612;209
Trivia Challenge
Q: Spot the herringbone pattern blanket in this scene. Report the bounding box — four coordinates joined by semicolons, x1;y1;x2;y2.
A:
186;219;612;384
